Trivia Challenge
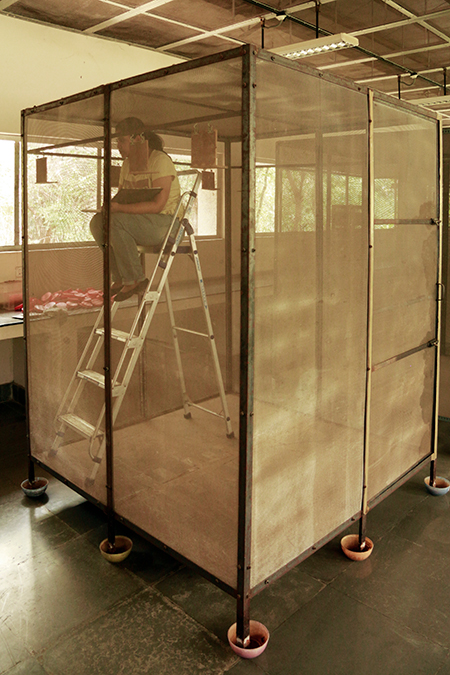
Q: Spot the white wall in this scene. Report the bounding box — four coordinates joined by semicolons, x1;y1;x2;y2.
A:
0;14;183;134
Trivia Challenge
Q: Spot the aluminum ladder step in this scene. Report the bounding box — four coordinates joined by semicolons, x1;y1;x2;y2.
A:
59;413;97;439
95;327;140;348
77;369;123;396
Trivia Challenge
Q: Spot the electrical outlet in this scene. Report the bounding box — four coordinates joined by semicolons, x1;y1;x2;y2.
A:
15;266;22;279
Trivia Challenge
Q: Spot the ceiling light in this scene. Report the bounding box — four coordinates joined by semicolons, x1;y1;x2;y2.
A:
408;94;450;108
270;33;359;59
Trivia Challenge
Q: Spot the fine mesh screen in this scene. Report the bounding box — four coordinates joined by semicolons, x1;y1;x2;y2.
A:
25;97;107;503
109;61;241;588
368;101;438;500
251;61;368;588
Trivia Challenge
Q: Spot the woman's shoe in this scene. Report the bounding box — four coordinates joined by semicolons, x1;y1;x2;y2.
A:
110;283;124;295
114;278;149;302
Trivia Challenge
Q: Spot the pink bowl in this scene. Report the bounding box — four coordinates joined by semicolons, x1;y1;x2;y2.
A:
227;620;270;659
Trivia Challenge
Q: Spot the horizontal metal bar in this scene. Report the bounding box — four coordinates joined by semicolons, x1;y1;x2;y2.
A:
372;339;437;372
374;219;437;225
28;136;104;154
187;402;227;419
28;151;106;160
174;326;209;338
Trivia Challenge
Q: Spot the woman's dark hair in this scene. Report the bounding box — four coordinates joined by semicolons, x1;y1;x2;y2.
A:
144;130;164;152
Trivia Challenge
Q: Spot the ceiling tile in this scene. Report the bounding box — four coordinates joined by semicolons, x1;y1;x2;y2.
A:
6;0;120;31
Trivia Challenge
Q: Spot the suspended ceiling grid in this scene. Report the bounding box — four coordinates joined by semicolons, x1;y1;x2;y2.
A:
3;0;450;120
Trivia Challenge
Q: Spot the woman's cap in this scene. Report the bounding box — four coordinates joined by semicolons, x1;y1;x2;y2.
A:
115;117;145;136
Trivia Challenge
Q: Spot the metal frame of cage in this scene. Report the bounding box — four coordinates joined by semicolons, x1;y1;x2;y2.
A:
21;44;443;650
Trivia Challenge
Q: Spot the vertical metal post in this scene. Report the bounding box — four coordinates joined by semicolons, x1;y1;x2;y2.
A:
103;86;115;548
21;112;35;485
236;45;256;649
224;140;233;392
315;123;324;416
397;75;401;99
441;134;450;352
429;119;444;487
360;90;375;549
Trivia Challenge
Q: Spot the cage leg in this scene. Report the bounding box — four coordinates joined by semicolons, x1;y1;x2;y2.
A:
425;458;450;495
429;459;437;488
20;459;49;499
228;596;269;658
358;513;367;551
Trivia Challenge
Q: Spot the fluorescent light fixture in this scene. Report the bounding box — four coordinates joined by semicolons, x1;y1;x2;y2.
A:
409;94;450;108
270;33;359;59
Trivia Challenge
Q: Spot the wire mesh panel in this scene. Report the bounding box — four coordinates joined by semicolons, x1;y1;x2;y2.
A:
108;59;242;588
368;100;438;499
250;58;368;588
25;96;107;503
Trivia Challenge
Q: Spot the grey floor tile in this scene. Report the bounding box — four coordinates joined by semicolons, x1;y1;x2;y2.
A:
40;478;88;515
259;587;447;675
1;657;49;675
1;532;144;654
0;496;79;566
297;535;356;584
250;567;325;633
42;587;237;675
156;567;236;642
332;531;450;648
50;499;108;535
226;659;268;675
156;563;325;644
0;475;22;506
432;652;450;674
0;624;30;674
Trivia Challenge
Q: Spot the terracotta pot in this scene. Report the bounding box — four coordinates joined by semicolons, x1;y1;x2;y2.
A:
227;620;270;659
341;534;374;561
424;476;450;496
99;536;133;563
20;477;49;498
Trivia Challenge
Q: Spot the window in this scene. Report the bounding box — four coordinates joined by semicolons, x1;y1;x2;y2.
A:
27;145;101;244
22;139;221;246
0;138;19;247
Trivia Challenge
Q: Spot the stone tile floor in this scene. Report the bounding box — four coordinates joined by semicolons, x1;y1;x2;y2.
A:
2;399;450;674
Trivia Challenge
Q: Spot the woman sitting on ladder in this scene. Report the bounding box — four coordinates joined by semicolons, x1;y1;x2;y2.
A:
90;116;181;302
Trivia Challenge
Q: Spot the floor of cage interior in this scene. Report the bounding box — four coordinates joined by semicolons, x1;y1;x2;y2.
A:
36;394;240;588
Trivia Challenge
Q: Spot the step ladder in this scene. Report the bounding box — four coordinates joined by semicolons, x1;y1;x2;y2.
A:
49;170;234;486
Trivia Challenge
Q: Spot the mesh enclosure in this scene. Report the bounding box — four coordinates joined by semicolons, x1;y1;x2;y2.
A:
369;101;438;500
23;48;440;599
25;95;107;503
251;61;368;588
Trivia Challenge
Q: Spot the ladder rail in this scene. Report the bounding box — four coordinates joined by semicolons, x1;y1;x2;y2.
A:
165;278;190;416
185;228;234;437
